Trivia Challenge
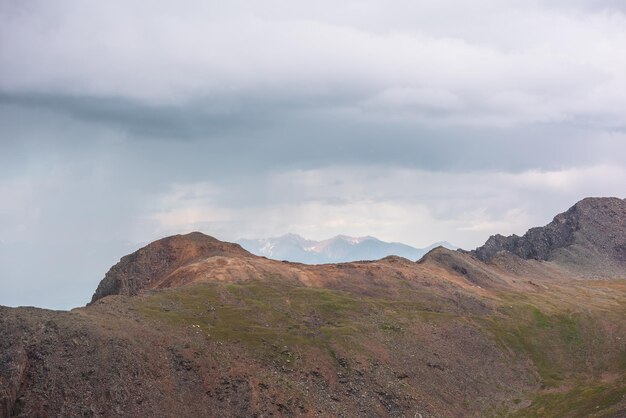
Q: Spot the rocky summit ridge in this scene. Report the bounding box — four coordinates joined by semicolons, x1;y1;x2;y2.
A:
1;197;625;417
471;197;626;273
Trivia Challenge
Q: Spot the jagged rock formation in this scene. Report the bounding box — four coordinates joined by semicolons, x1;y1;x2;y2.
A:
1;198;625;417
472;197;626;274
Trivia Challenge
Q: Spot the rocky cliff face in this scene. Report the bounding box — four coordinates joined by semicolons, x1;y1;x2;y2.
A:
472;197;626;268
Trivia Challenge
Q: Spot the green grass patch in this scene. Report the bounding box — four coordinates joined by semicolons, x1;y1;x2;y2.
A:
532;308;550;328
135;280;466;365
487;304;587;387
137;281;397;361
379;322;404;333
511;383;626;418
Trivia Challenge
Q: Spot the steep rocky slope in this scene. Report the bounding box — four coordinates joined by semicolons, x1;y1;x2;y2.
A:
472;197;626;276
2;198;626;417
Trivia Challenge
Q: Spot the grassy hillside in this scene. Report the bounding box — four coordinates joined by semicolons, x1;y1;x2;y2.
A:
134;276;626;416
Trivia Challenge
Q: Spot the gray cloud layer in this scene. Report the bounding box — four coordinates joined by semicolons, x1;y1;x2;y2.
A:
1;0;625;309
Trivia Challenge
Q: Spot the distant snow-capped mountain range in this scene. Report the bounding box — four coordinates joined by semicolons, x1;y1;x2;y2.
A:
237;233;457;264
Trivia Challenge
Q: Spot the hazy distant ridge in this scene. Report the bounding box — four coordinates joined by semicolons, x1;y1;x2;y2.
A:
237;233;456;263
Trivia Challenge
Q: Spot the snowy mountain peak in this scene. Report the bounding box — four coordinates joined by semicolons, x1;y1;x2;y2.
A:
237;234;456;264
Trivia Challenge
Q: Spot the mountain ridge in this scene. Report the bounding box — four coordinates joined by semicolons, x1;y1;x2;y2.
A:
237;233;456;264
2;197;626;417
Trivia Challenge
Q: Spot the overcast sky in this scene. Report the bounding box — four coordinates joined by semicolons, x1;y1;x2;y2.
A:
1;0;626;309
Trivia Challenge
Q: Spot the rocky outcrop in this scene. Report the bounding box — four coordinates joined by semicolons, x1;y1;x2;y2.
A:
90;232;252;304
472;197;626;267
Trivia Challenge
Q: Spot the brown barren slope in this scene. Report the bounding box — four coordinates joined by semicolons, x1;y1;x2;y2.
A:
1;198;626;417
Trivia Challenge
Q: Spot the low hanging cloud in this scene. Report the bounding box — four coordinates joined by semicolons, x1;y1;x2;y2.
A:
146;164;626;249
